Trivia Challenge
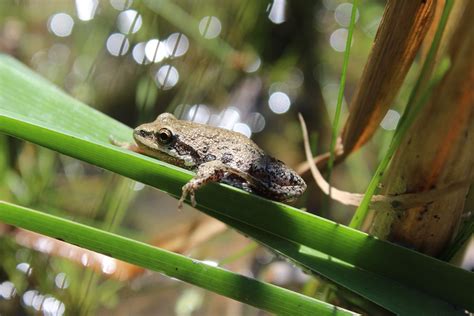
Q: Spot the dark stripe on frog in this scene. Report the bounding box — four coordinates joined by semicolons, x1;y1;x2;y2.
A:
174;136;202;163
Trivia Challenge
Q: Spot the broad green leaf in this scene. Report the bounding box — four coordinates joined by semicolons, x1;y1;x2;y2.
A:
202;206;465;315
0;54;472;313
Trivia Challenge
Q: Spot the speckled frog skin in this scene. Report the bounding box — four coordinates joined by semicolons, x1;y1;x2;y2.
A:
124;113;306;207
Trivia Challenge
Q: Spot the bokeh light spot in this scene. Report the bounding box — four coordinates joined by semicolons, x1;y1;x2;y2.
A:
246;112;266;133
244;56;261;73
322;0;338;10
268;91;291;114
334;3;359;27
42;297;65;316
117;9;142;34
110;0;133;10
380;109;400;131
16;262;32;276
198;16;222;39
218;107;240;130
101;256;117;274
145;39;170;62
201;260;219;267
132;42;149;64
75;0;98;21
0;281;16;300
48;13;74;37
55;272;70;289
166;33;189;57
186;105;211;124
81;253;90;266
106;33;129;56
132;181;145;191
329;28;349;52
22;290;38;307
31;293;44;311
155;65;179;90
268;0;286;24
233;123;252;138
175;289;204;316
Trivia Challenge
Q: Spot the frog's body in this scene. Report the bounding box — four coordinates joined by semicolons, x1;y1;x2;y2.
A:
120;113;306;207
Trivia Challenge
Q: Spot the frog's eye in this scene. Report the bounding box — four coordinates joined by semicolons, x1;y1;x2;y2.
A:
156;128;173;145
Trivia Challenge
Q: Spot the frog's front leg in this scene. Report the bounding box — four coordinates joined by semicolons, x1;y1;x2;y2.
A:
109;136;143;153
178;160;255;209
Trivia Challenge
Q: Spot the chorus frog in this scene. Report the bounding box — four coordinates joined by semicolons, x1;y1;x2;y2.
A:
113;113;306;208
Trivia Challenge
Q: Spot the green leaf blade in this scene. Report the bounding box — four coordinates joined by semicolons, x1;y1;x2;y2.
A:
0;201;356;316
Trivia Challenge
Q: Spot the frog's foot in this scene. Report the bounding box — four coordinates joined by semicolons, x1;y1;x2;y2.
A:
109;135;141;152
177;160;250;209
177;170;224;209
178;183;197;210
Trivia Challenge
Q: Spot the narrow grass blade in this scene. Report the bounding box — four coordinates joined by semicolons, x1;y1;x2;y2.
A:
327;0;359;181
0;201;356;316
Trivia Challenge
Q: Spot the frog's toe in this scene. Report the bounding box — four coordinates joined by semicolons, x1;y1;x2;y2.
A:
179;182;197;208
178;193;187;210
109;135;119;145
109;136;140;152
190;191;196;207
177;198;184;211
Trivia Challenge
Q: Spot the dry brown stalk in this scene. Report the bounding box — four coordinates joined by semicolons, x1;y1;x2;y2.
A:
369;1;474;256
341;0;437;155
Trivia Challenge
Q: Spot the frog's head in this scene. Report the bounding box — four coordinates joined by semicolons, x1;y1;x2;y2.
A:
133;112;177;150
133;113;196;168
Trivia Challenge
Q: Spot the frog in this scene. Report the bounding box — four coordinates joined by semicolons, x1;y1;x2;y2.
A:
112;113;306;209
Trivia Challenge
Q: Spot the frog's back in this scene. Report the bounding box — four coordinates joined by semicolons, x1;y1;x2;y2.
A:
247;155;307;202
173;121;264;171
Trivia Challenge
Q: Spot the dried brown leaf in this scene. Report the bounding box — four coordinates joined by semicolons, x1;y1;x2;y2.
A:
370;1;474;256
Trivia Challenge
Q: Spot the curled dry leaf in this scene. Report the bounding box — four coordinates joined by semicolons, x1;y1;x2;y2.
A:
298;114;473;217
297;0;437;176
370;0;474;256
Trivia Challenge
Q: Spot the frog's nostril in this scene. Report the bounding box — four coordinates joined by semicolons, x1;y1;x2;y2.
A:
134;129;150;138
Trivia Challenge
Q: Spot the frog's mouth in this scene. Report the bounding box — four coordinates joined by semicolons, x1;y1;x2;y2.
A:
132;129;161;153
133;129;151;140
